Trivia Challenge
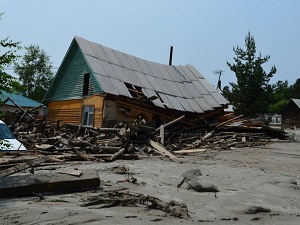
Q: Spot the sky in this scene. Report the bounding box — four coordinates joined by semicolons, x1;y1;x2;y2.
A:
1;0;300;89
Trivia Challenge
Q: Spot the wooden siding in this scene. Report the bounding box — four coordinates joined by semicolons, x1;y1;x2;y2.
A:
103;100;154;126
282;101;300;127
45;42;102;102
47;95;105;127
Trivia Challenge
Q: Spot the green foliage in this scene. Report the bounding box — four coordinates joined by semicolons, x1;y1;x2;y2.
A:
0;14;22;95
268;98;290;113
227;32;277;116
0;13;21;150
267;80;291;113
13;44;54;102
290;78;300;99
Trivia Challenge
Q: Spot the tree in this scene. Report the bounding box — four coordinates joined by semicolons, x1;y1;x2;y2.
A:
0;14;21;95
227;32;277;116
268;80;291;113
290;78;300;99
0;13;21;150
13;45;54;102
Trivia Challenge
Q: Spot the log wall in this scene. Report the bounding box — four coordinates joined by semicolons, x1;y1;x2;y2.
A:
47;95;104;127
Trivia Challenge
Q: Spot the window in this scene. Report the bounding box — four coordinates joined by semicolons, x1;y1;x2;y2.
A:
82;105;94;127
83;73;90;96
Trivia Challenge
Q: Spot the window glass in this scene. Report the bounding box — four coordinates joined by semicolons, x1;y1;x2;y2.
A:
82;105;94;127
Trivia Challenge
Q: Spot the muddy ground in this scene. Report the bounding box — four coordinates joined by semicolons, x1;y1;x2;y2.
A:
0;134;299;225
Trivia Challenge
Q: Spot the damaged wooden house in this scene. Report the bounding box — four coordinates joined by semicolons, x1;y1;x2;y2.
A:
43;36;229;128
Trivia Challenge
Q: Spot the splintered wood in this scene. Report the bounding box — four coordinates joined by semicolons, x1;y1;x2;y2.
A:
0;114;290;170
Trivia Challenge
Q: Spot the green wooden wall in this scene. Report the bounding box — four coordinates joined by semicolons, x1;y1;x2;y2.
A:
44;41;103;102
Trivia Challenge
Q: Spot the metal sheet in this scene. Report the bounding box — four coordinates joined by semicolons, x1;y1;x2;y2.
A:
159;93;175;109
101;45;120;65
145;61;164;79
88;41;109;62
156;63;171;80
167;81;184;97
185;98;204;113
211;92;229;105
84;55;106;75
183;82;201;97
113;50;132;69
124;54;143;73
194;97;213;111
159;79;175;95
135;72;153;89
119;68;143;87
192;80;209;94
98;61;119;80
146;75;164;93
173;66;188;82
180;66;198;81
292;99;300;108
164;65;182;82
94;74;119;96
199;78;216;92
203;95;220;108
176;97;194;112
174;82;193;98
141;88;165;108
75;36;95;56
166;95;185;111
135;57;153;76
186;64;204;79
109;78;132;97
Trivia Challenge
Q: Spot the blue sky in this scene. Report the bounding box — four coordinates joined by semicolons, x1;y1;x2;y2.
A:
2;0;300;88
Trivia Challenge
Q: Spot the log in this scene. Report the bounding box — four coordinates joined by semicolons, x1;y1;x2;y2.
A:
202;130;215;141
174;149;206;154
105;148;126;162
0;169;100;197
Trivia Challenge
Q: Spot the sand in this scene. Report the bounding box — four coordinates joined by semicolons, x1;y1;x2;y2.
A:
0;139;299;225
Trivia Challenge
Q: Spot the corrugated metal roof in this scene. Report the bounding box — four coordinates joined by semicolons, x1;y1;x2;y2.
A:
186;64;204;79
194;97;213;111
166;95;185;111
159;93;175;110
292;99;300;108
203;95;220;108
0;91;42;108
75;36;228;114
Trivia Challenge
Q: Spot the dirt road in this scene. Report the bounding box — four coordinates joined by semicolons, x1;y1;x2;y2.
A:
0;141;299;225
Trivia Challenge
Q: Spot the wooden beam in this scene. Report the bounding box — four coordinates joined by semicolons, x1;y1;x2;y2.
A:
148;139;182;163
0;169;100;197
174;149;206;154
0;156;52;177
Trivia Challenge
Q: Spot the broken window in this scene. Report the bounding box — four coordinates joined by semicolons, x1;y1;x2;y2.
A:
83;73;90;96
82;105;94;127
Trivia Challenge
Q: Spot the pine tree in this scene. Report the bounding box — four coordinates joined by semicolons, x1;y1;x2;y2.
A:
227;32;276;116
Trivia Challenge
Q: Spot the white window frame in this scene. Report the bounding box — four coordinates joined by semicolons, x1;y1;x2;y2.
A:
82;105;94;127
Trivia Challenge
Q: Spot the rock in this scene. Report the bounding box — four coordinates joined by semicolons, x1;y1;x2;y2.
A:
245;206;271;214
177;168;218;192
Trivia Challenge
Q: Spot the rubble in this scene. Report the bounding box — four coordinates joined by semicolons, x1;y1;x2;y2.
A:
0;110;290;167
0;108;292;218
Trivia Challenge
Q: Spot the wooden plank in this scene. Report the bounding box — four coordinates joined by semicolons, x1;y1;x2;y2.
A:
57;169;83;177
148;139;182;163
0;157;50;177
174;149;206;154
0;169;100;197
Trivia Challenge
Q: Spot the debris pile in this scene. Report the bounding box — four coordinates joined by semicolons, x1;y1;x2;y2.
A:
2;112;290;164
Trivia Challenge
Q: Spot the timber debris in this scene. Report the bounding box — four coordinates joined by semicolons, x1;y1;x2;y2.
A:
1;111;290;167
